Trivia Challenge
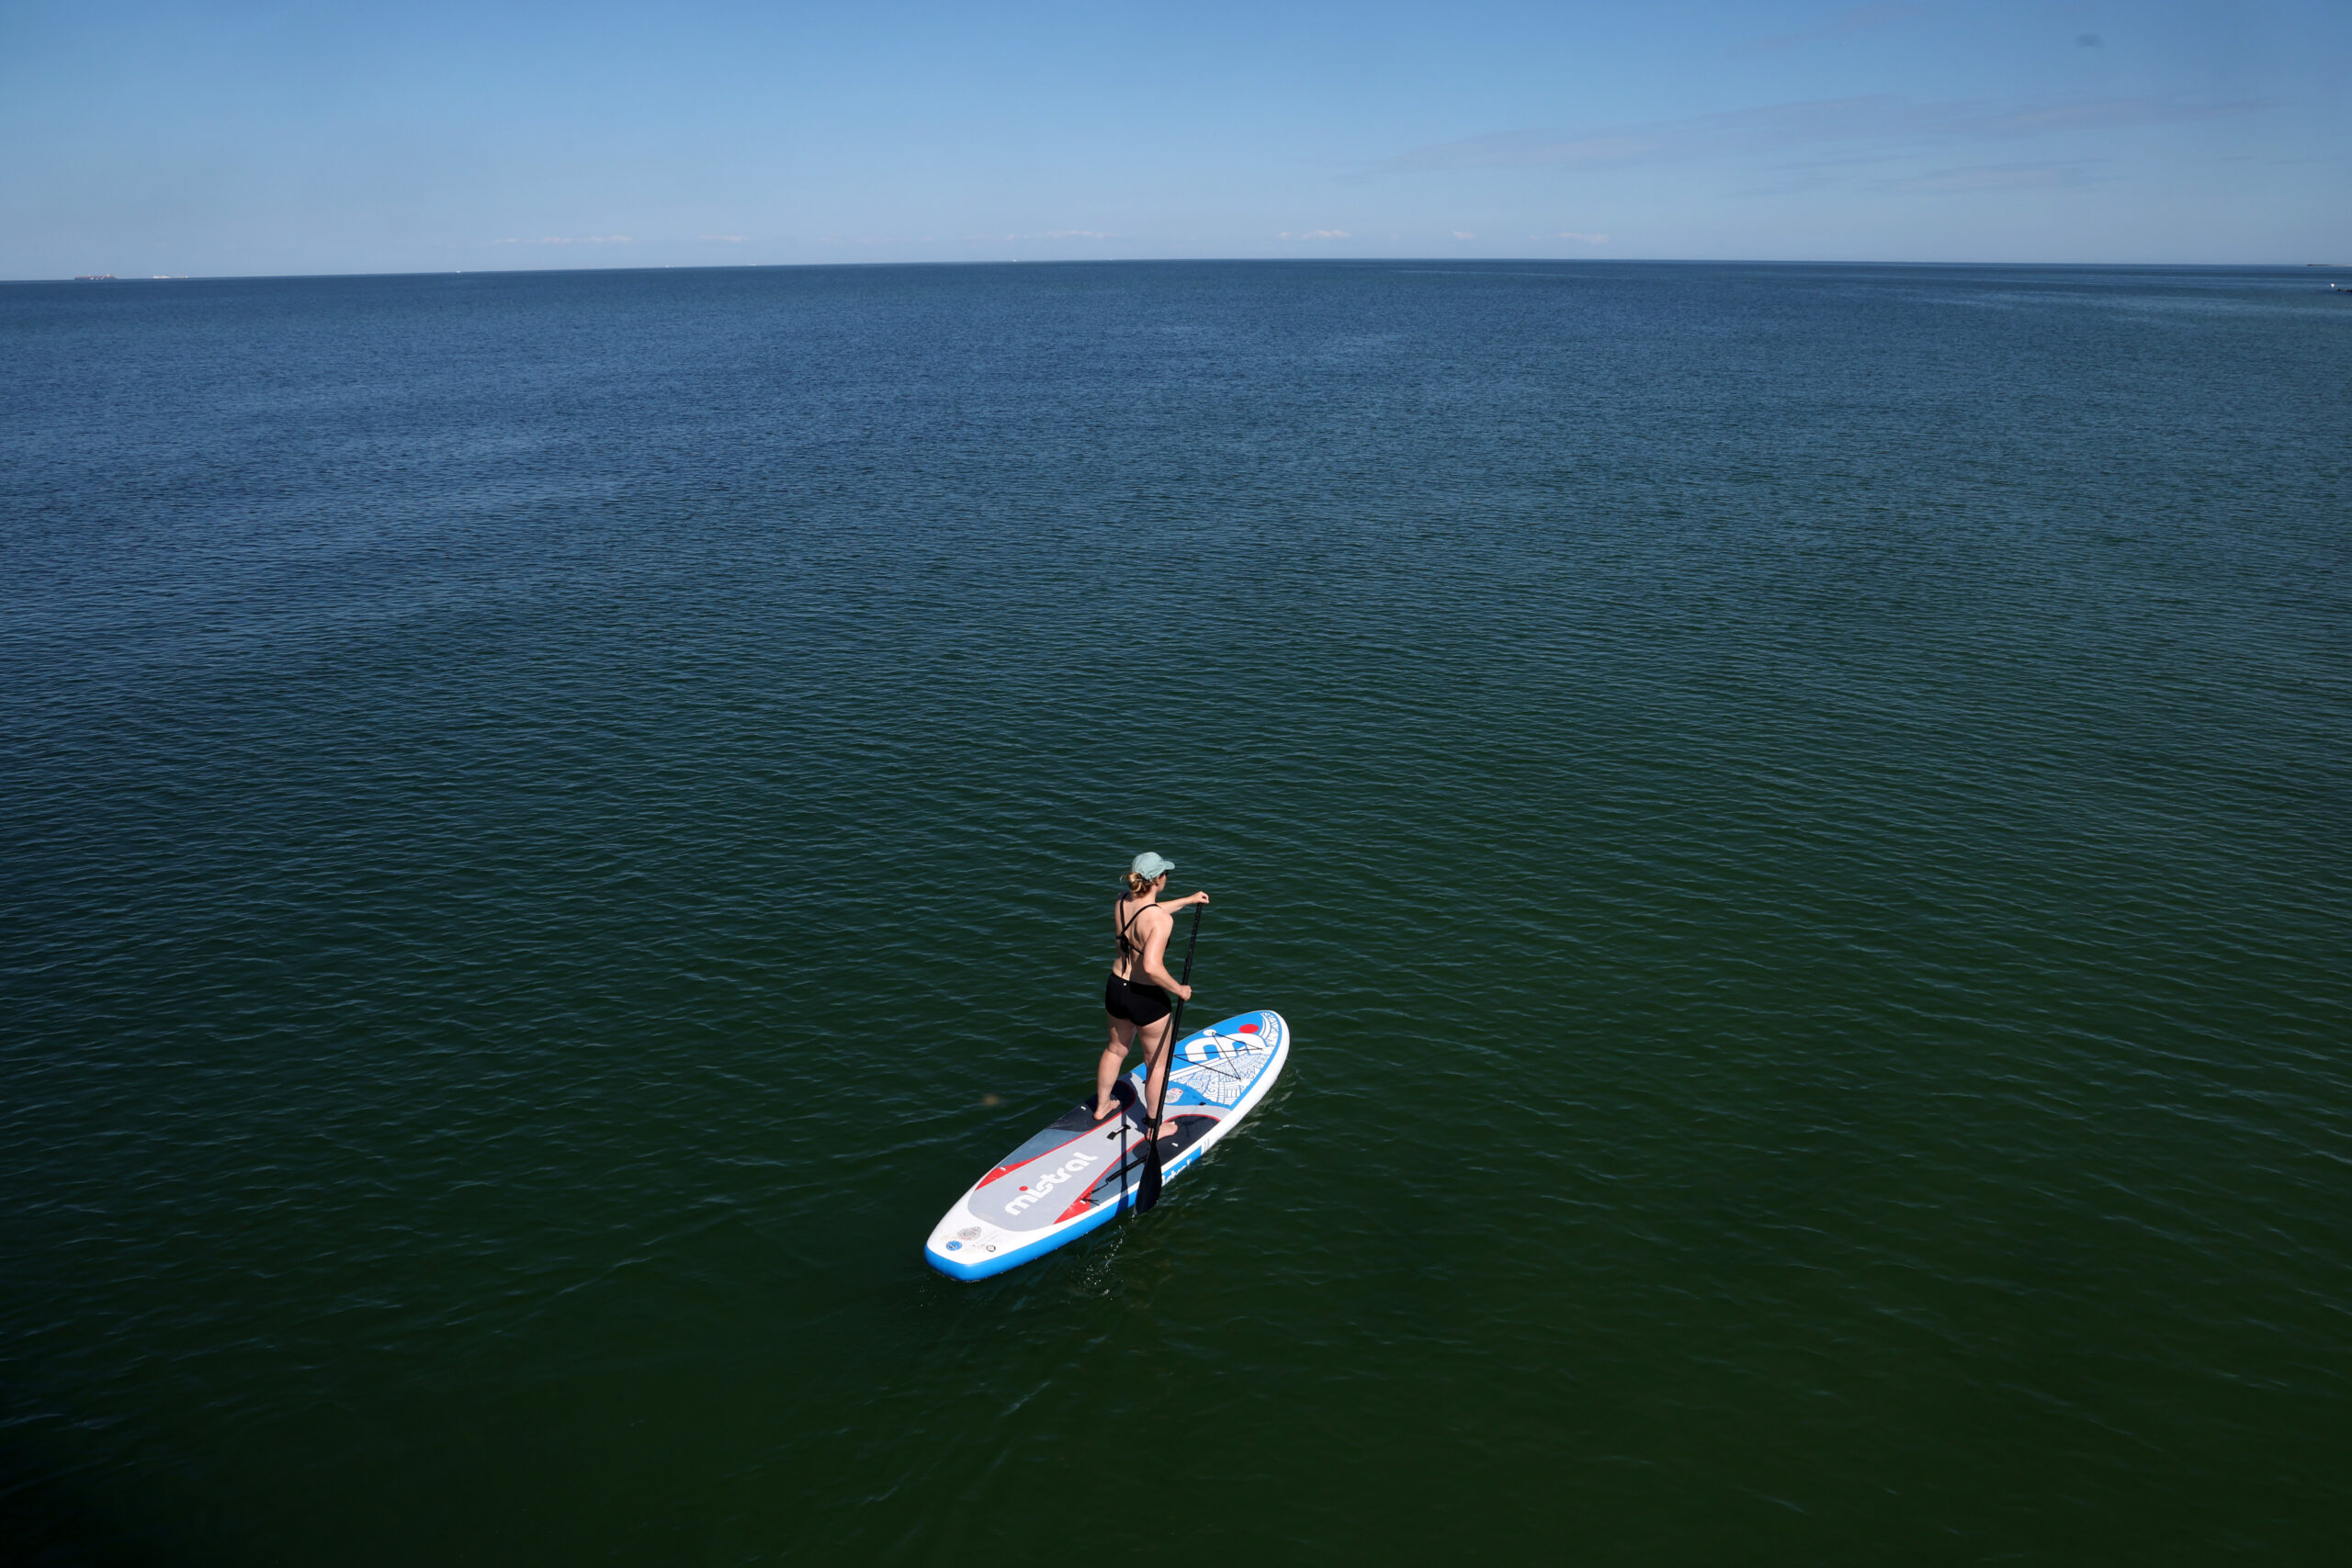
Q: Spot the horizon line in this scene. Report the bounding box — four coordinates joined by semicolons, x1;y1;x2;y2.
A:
8;255;2341;287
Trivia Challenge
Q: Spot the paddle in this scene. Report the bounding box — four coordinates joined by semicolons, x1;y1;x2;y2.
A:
1136;903;1203;1213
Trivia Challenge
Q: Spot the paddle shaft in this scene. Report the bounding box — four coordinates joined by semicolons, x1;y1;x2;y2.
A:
1137;904;1204;1212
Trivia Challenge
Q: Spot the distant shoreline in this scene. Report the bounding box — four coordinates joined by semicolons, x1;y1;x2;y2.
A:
11;256;2346;288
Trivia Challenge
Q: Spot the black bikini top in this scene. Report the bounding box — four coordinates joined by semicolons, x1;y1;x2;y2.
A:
1114;897;1152;959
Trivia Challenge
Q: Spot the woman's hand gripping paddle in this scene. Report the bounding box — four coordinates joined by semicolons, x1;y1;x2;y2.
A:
1136;904;1204;1213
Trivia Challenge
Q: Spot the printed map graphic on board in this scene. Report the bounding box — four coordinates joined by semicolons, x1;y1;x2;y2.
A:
1169;1038;1275;1107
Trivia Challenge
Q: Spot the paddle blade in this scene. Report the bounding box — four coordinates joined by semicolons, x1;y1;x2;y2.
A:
1137;1125;1164;1212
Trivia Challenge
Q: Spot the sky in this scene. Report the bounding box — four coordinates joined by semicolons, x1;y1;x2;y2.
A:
1;0;2345;277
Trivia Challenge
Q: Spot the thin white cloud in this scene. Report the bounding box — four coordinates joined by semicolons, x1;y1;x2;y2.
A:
1386;95;2261;174
1452;230;1476;239
1730;2;1928;56
1396;132;1662;172
1969;100;2232;136
492;235;633;245
998;230;1115;240
1548;231;1611;243
1882;161;2105;193
699;234;748;243
1279;229;1351;240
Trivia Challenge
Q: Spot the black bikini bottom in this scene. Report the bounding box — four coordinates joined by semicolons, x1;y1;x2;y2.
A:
1103;972;1171;1027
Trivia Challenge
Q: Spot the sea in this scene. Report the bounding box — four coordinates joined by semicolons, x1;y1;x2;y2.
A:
2;260;2346;1564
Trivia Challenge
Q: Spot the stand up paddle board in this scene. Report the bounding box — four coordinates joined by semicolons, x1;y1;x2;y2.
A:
923;1010;1290;1280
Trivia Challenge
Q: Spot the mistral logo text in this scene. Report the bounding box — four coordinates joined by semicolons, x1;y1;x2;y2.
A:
1004;1149;1098;1216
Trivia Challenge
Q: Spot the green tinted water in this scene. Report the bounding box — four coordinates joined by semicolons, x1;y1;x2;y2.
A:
2;262;2346;1562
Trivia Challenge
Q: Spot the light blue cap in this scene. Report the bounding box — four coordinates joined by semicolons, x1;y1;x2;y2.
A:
1129;851;1176;881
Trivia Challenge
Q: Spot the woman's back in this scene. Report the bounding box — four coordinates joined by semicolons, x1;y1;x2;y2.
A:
1112;893;1166;981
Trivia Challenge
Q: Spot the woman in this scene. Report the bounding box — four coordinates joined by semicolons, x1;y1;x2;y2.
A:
1095;852;1210;1125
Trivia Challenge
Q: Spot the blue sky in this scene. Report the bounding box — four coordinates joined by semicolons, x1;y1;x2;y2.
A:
2;0;2344;277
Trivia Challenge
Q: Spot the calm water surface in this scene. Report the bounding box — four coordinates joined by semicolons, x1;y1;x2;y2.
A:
2;261;2346;1563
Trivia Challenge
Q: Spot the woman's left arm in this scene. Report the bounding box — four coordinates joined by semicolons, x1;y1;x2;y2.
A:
1140;913;1190;998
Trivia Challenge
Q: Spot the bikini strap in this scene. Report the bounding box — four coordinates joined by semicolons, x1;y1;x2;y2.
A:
1115;896;1152;956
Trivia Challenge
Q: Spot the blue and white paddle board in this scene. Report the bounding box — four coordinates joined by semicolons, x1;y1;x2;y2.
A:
923;1010;1291;1281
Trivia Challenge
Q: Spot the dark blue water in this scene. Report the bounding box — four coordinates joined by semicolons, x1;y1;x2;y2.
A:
3;261;2346;1563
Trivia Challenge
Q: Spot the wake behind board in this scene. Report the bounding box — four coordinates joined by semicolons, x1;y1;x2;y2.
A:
923;1010;1290;1281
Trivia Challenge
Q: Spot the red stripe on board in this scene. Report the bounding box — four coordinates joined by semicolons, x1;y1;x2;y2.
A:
975;1122;1101;1188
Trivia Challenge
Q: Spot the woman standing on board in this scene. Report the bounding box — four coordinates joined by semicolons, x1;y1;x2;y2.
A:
1096;852;1209;1125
